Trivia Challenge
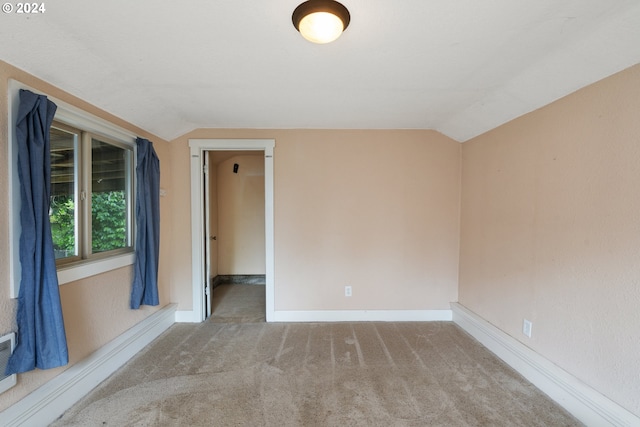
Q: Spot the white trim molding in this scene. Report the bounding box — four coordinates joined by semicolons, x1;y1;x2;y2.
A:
174;310;200;323
271;309;452;322
57;253;135;285
451;303;640;427
0;304;176;427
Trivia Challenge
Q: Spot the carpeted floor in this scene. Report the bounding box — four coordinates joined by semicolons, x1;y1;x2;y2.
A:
52;286;581;426
210;284;266;323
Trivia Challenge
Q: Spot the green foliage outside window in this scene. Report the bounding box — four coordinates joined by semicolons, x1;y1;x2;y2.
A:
50;196;75;257
92;191;128;252
50;191;127;257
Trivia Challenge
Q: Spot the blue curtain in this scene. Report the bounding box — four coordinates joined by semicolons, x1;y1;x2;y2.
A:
130;137;160;309
6;90;68;375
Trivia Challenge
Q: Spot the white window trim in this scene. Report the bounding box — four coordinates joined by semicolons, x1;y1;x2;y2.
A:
8;79;137;297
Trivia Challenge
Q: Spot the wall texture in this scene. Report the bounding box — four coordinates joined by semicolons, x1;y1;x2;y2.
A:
6;56;638;420
459;63;640;416
171;129;461;311
217;155;266;275
0;61;173;411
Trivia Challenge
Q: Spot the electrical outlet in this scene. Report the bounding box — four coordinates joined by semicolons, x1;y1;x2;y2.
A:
523;319;533;338
345;286;352;297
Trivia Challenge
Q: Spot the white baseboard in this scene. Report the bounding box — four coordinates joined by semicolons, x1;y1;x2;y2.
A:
1;303;177;427
175;310;200;323
451;303;639;427
175;309;452;323
271;309;452;322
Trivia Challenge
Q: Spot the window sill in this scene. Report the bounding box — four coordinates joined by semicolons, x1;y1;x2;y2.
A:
57;253;135;285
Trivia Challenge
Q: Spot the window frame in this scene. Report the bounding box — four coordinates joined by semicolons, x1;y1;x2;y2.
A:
87;133;135;258
49;121;82;266
8;79;137;297
49;122;136;266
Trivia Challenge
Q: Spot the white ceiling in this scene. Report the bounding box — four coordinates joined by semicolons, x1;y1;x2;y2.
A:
1;0;639;142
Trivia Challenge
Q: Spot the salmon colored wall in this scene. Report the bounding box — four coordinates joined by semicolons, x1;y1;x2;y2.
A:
459;64;640;416
7;54;638;419
0;61;173;411
217;155;266;275
170;129;461;311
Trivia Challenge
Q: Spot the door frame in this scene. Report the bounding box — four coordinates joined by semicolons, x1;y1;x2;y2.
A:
189;138;275;323
203;150;212;318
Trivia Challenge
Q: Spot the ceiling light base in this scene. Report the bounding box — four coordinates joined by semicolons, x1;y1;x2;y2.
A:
292;0;351;44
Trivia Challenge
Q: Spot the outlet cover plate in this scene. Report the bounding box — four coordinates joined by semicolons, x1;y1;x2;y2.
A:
523;319;533;338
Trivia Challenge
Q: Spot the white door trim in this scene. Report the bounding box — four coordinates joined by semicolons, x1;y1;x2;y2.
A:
203;151;212;318
188;139;275;323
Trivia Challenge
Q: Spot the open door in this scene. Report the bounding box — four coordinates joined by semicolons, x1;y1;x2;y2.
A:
203;151;212;318
189;138;275;323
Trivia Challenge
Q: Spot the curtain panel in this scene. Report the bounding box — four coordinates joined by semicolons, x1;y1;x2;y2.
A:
130;137;160;309
6;90;69;375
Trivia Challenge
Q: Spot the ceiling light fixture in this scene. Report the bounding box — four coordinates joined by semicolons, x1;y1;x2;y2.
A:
292;0;350;44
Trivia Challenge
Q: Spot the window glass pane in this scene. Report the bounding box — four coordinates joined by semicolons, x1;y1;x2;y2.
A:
91;138;131;254
49;126;78;259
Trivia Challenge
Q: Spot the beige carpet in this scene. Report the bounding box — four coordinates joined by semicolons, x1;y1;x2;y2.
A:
210;284;266;323
52;318;581;426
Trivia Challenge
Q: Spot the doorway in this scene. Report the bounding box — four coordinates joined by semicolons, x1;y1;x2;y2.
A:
206;151;265;321
189;139;275;323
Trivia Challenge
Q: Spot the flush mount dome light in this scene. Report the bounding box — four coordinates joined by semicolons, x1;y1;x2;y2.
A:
292;0;350;44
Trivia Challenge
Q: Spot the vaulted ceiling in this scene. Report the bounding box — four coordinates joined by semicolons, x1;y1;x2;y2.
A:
2;0;639;142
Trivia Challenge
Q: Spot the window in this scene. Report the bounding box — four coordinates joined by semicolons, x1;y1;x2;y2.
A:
9;79;137;296
49;122;134;265
50;124;80;262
